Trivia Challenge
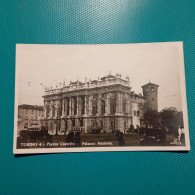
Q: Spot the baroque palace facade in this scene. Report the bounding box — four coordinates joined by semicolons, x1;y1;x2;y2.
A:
41;74;158;134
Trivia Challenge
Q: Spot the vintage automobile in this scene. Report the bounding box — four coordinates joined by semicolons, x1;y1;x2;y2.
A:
139;128;161;146
140;136;161;146
18;125;52;142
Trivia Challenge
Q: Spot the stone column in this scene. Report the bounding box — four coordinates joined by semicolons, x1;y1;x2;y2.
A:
105;94;110;115
115;92;120;115
104;117;110;132
84;118;88;133
127;97;131;115
44;102;47;118
69;97;72;116
71;97;75;116
84;95;87;115
67;119;72;131
49;101;53;118
64;98;68;116
97;95;101;115
60;119;65;132
76;96;79;116
78;96;82;115
61;98;65;117
54;104;58;119
119;94;122;113
89;95;93;115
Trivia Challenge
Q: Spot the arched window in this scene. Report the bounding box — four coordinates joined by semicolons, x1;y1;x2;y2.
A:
92;100;97;115
52;105;55;117
134;110;136;116
122;100;127;114
73;97;77;115
46;105;50;118
101;100;105;114
67;98;69;116
81;96;85;115
110;99;115;115
79;118;83;126
100;120;103;129
58;106;62;118
72;119;75;127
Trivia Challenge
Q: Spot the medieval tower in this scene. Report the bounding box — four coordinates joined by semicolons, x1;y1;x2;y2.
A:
141;82;159;111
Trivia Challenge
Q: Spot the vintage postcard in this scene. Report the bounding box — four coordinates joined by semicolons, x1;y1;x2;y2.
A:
13;42;190;154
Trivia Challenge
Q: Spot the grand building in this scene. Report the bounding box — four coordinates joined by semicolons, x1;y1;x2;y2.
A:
17;104;44;132
41;74;158;134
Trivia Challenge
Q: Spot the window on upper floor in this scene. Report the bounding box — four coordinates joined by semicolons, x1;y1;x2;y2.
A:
101;100;105;115
110;99;115;115
92;100;97;115
134;110;136;116
122;100;127;114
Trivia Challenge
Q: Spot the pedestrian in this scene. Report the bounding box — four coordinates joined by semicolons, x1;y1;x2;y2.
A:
65;131;74;143
173;126;179;144
139;125;145;137
160;125;167;145
115;130;120;139
118;132;125;146
179;126;185;145
74;132;81;147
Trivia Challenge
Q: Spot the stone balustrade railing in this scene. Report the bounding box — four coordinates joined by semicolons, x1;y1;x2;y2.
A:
44;78;130;96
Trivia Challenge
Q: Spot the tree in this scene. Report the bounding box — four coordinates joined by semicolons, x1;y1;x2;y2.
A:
143;108;159;127
158;107;183;133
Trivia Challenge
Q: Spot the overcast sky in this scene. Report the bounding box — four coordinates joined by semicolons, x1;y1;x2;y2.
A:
16;42;185;111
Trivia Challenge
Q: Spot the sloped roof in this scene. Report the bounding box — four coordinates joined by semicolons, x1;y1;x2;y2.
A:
141;82;159;88
18;104;44;111
131;92;145;98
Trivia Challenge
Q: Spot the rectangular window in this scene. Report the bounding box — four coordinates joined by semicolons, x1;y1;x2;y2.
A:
100;121;103;129
91;120;95;127
134;110;136;116
51;123;53;132
124;121;127;128
110;121;114;130
80;119;83;127
72;119;75;127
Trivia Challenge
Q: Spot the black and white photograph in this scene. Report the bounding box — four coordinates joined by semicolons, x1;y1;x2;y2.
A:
13;42;190;154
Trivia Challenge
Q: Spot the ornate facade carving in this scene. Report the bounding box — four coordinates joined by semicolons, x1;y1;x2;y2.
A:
42;74;147;133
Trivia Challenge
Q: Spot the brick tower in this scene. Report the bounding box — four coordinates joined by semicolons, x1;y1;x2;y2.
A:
141;82;159;111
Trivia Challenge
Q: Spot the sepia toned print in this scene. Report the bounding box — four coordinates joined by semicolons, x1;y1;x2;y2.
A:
13;42;190;154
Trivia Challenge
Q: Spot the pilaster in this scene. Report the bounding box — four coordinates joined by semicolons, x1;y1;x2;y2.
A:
69;97;72;116
61;98;65;117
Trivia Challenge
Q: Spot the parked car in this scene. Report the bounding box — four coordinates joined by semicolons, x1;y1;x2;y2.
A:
140;136;161;146
18;125;52;142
